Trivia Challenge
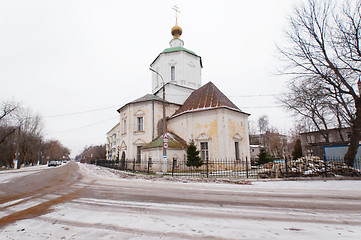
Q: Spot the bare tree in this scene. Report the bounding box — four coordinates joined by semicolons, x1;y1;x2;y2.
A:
262;127;289;158
43;139;70;161
0;99;71;167
278;0;361;166
0;100;19;144
257;115;269;146
17;111;44;165
76;145;106;163
258;115;269;135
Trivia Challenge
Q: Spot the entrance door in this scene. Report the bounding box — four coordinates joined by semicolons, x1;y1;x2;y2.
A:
120;151;126;170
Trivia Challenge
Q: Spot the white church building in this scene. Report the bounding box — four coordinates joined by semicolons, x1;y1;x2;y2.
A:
106;20;250;171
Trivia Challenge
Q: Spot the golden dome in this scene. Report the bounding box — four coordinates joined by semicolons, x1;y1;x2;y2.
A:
171;24;182;39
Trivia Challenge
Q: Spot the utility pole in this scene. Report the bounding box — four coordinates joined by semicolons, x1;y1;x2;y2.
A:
149;68;167;173
14;124;21;169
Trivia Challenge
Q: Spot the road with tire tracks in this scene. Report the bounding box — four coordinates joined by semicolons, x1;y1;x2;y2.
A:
1;162;361;239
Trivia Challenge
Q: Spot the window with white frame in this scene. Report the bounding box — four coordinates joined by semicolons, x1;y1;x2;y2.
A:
137;117;144;131
200;142;209;161
137;146;141;163
235;142;240;160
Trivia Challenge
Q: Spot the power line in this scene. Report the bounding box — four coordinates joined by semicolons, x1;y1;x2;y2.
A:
240;105;282;109
44;105;121;118
47;105;282;134
42;93;281;119
165;93;281;97
49;116;118;134
229;94;281;98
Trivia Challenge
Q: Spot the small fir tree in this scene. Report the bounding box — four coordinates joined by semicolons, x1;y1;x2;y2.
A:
186;140;203;168
292;139;303;160
257;148;273;165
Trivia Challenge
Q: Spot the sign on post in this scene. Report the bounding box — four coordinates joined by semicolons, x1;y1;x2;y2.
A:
163;132;168;140
163;132;169;148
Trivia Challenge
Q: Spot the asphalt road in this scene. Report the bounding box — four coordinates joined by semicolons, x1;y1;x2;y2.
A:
0;162;82;227
1;162;361;239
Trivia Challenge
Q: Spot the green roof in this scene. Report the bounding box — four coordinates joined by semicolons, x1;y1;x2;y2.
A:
162;46;198;56
150;46;203;67
142;132;187;149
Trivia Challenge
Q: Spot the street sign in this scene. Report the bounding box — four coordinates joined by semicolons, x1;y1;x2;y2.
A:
163;142;169;149
163;132;168;139
163;138;168;143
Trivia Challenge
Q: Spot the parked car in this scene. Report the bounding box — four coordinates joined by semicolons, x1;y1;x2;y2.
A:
48;161;57;167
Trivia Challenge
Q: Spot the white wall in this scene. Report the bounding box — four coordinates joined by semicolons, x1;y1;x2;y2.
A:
154;83;195;105
167;108;250;161
151;51;202;94
118;100;180;160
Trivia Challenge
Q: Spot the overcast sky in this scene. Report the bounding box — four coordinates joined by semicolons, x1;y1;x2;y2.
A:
0;0;299;157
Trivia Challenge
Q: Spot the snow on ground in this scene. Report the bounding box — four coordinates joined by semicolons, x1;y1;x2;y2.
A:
1;163;361;240
0;164;51;184
3;201;359;240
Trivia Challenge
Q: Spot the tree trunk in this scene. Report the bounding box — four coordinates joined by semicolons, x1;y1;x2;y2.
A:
344;100;361;167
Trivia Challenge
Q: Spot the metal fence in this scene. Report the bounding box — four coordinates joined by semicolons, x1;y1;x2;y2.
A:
94;157;361;179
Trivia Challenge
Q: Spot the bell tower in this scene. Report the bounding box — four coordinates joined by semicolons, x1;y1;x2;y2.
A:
150;5;202;105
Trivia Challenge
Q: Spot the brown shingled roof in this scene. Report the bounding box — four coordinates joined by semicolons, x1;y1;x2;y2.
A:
172;82;245;117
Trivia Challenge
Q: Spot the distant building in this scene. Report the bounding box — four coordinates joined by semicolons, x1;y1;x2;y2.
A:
249;132;289;158
300;127;352;158
250;145;263;164
106;123;120;160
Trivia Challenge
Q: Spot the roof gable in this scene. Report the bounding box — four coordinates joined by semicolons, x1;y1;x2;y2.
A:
117;94;166;112
172;82;247;117
142;132;187;149
130;94;164;104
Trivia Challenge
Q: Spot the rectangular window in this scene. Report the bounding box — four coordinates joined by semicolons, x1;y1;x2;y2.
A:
235;142;240;160
137;117;143;131
200;142;209;161
171;66;175;81
137;146;141;163
123;119;127;134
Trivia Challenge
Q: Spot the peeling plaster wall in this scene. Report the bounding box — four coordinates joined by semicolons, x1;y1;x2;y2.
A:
142;147;186;171
168;108;250;160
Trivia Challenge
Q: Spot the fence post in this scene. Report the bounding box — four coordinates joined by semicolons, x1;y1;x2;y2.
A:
245;157;249;179
206;159;209;178
172;158;176;177
147;159;150;175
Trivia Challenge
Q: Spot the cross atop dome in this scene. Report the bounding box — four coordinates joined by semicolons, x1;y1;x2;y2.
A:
172;4;181;25
171;5;182;39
